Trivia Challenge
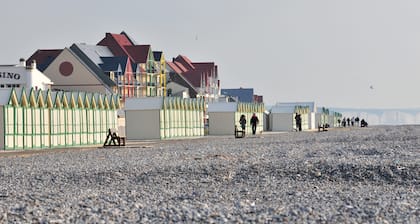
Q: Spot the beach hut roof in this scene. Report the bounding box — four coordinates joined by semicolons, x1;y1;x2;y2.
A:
207;102;238;112
271;102;316;113
125;97;164;110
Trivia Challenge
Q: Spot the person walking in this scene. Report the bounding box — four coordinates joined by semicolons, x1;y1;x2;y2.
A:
295;113;302;131
250;113;259;135
239;114;247;132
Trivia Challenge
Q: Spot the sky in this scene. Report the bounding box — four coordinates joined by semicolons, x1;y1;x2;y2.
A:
2;0;420;109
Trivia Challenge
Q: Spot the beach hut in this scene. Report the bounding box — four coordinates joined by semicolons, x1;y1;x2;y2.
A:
207;102;264;136
269;102;315;131
315;107;330;128
125;97;205;140
0;88;118;150
125;97;162;140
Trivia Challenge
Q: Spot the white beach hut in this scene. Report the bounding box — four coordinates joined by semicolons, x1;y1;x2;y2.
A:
269;102;316;131
207;102;264;136
125;97;164;140
125;97;205;140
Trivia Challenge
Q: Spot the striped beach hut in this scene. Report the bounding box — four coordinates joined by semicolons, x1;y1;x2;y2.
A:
125;97;205;140
0;88;119;150
207;102;264;136
269;102;315;131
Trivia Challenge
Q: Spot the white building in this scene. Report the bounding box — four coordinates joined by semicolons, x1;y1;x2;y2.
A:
0;59;53;91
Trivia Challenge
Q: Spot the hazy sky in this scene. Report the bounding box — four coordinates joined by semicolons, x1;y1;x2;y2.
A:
2;0;420;108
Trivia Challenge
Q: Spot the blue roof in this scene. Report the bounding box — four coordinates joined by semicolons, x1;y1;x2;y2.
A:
221;88;254;103
153;51;163;61
99;56;130;72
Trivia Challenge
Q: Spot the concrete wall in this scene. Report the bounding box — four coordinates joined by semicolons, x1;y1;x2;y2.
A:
208;112;235;135
126;109;160;140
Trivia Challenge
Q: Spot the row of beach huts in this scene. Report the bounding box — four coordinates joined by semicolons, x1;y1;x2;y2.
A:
0;87;342;150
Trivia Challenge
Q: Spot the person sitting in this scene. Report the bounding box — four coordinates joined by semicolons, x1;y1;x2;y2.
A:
360;119;368;127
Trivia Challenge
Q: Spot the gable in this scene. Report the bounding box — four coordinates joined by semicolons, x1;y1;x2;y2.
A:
124;45;152;64
43;48;111;94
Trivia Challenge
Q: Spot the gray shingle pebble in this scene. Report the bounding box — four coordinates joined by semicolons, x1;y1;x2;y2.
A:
0;125;418;223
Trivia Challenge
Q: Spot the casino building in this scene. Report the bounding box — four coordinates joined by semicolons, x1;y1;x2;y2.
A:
0;59;53;90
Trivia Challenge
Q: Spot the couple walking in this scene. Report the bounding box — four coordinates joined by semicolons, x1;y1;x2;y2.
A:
239;113;259;135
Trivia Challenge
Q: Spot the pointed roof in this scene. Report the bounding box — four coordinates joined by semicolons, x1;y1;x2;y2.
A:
97;32;135;58
166;62;183;74
68;44;116;88
153;51;163;61
73;43;113;65
26;49;63;71
181;70;202;88
174;55;195;70
174;62;188;73
99;56;132;72
124;45;151;64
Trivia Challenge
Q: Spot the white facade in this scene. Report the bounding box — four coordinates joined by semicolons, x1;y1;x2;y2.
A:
125;97;205;140
125;97;163;140
0;60;53;91
208;102;238;135
269;102;316;131
208;102;264;136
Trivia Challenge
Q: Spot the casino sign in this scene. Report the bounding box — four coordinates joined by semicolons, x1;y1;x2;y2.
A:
0;72;21;80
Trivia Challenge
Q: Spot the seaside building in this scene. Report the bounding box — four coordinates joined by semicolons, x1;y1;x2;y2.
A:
153;51;167;97
27;31;167;101
166;61;197;98
97;32;164;97
221;88;263;103
170;55;221;102
0;59;53;91
33;46;116;95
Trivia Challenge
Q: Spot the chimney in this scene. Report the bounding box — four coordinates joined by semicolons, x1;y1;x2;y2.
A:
30;60;37;69
19;58;26;67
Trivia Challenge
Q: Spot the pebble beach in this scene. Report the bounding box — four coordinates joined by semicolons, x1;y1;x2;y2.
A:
0;125;418;223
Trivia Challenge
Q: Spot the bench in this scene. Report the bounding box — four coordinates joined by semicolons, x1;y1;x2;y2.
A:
318;124;329;132
235;125;245;138
103;128;126;147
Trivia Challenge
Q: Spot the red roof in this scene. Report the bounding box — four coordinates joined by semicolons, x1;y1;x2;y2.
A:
26;49;63;71
174;61;188;73
174;55;195;70
124;45;151;64
166;62;183;74
181;70;202;87
97;32;134;58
